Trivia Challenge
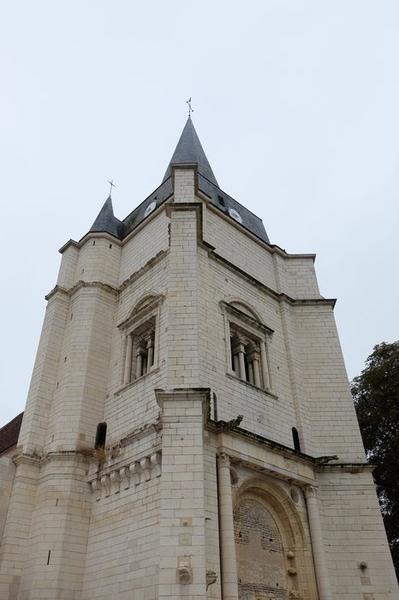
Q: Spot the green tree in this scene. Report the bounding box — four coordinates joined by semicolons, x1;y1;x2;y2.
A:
352;341;399;580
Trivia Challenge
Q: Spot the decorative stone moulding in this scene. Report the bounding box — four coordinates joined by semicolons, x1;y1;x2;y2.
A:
89;451;161;500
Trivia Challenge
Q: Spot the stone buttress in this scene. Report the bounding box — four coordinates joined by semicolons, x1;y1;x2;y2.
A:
0;117;397;600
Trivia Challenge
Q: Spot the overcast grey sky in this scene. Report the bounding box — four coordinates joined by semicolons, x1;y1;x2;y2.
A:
0;1;398;427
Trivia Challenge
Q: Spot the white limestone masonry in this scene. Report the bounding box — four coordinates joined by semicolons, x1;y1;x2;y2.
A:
0;145;397;600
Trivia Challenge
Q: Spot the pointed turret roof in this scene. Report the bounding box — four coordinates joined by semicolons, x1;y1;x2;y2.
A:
76;117;269;248
90;196;123;238
162;117;219;186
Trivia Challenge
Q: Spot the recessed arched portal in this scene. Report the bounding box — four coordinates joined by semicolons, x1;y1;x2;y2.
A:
235;497;288;597
233;477;317;600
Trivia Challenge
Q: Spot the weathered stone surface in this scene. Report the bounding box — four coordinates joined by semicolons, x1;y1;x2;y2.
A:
0;126;397;600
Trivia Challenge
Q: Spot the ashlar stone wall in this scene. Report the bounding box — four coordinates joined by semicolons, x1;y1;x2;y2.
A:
1;164;398;600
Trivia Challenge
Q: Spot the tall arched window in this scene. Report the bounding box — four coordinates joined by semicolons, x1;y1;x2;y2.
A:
118;294;163;386
221;300;273;391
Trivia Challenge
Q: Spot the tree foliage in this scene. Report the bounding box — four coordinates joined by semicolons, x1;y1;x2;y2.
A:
352;341;399;579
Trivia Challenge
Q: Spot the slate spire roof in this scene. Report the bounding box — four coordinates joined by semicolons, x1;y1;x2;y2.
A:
162;117;219;186
90;195;123;238
83;118;269;244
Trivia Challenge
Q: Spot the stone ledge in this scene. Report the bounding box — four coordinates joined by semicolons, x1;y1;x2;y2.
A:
114;366;161;396
226;372;278;400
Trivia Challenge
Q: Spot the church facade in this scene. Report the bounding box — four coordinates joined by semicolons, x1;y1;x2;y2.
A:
0;118;397;600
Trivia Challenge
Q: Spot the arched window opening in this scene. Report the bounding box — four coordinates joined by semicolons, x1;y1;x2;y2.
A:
125;317;156;382
120;294;164;386
95;422;107;449
222;300;273;392
230;329;263;388
292;427;301;452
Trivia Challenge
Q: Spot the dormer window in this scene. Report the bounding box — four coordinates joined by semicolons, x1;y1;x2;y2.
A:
144;200;157;217
218;194;226;207
228;207;242;224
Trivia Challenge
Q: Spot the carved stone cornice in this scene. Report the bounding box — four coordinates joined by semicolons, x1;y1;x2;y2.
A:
198;194;317;263
155;387;211;408
46;280;118;301
119;421;162;447
316;462;373;474
208;250;336;308
44;285;70;301
13;453;41;467
68;280;118;297
119;250;168;292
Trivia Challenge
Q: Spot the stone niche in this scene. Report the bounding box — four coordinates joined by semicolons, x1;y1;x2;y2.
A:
234;497;288;600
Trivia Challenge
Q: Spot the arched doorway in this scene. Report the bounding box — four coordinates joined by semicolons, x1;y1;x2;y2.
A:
234;497;288;599
233;479;317;600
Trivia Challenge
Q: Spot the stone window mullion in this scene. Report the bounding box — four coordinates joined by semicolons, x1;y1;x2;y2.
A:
237;340;247;382
252;350;261;388
124;334;133;384
147;335;154;369
135;344;144;379
259;339;270;390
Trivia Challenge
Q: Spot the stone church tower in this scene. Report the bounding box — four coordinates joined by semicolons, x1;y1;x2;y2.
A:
0;118;397;600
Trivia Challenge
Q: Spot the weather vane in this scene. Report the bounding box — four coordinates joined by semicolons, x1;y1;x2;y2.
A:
107;179;117;198
186;97;194;118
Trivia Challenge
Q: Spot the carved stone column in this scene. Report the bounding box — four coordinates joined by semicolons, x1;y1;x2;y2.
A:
217;453;239;600
135;347;143;379
237;343;246;382
259;339;269;389
233;353;240;375
304;486;333;600
146;335;154;370
249;347;261;388
252;354;261;387
124;334;133;384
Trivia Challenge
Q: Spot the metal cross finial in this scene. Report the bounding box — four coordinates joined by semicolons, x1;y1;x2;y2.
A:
107;179;117;197
186;97;194;118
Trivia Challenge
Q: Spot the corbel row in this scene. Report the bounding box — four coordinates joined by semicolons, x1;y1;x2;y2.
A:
90;451;161;500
